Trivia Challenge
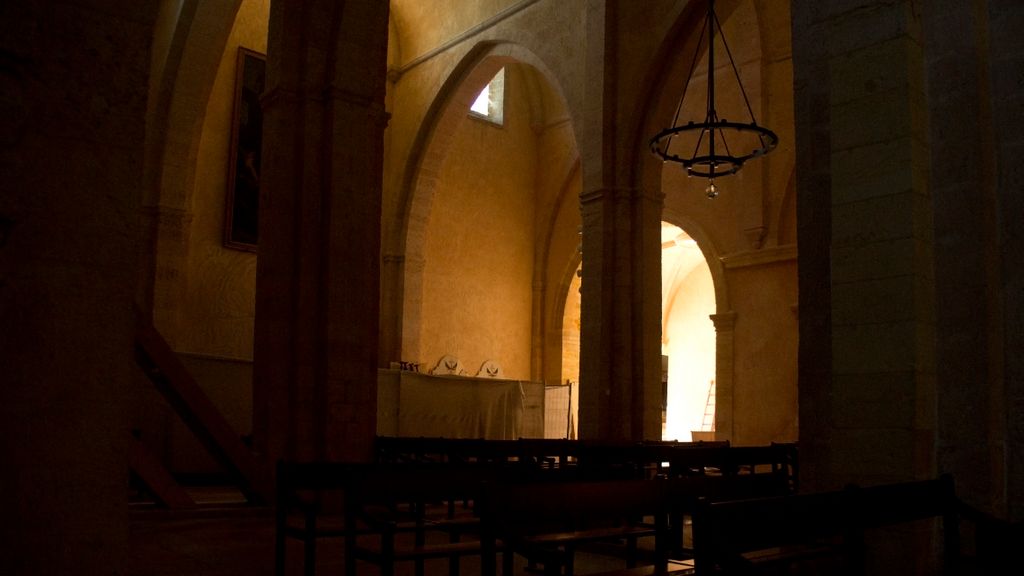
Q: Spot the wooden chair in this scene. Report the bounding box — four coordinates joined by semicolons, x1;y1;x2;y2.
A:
274;461;353;576
344;461;506;576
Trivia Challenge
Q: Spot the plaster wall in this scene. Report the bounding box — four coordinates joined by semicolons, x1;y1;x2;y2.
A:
382;0;586;256
181;0;268;361
727;260;799;444
419;65;538;379
144;0;267;474
390;0;523;64
663;262;717;441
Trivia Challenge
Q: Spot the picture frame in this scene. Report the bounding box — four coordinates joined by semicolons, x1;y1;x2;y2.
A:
224;47;266;251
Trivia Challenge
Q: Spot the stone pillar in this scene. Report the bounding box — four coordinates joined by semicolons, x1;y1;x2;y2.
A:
531;278;546;382
923;0;1002;516
253;0;389;464
577;1;664;442
710;312;737;442
987;0;1024;524
379;252;405;368
578;185;663;442
921;0;1024;522
0;2;157;573
793;0;936;489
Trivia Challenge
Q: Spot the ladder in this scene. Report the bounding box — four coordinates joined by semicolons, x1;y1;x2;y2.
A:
701;379;716;431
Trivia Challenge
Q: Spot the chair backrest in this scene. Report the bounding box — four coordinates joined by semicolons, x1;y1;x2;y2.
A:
695;487;853;564
343;461;505;510
847;474;960;570
481;477;669;538
275;460;353;514
667;471;792;512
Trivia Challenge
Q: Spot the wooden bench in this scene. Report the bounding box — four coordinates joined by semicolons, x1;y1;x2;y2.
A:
480;477;674;576
846;474;961;574
691;474;962;575
664;470;796;563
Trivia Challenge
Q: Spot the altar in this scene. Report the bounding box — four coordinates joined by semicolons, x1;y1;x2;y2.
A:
376;369;547;439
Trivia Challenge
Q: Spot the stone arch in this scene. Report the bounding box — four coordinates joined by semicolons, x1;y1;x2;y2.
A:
539;159;583;383
660;208;735;442
775;167;797;245
386;41;575;365
660;209;730;315
139;0;243;326
628;0;767;444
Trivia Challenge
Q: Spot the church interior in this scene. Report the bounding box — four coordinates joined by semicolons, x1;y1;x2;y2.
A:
1;0;1022;574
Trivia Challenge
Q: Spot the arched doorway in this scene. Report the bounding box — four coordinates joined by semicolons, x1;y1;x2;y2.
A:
558;263;582;439
660;222;716;441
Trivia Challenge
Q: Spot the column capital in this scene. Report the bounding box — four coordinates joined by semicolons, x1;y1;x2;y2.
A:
710;311;738;332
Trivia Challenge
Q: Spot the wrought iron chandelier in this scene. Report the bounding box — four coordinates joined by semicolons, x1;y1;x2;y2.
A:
649;0;778;199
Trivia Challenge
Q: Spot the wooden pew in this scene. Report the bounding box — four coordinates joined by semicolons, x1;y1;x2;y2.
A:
479;477;675;576
665;470;796;563
691;474;962;575
846;474;961;574
656;443;796;483
692;485;855;575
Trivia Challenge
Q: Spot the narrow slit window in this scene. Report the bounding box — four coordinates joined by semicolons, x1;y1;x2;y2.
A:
469;67;505;125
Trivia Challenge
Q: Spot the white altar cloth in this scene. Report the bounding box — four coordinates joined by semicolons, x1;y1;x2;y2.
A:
377;369;541;439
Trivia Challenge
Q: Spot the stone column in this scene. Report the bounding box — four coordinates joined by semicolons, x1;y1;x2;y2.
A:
923;0;1024;522
577;1;664;442
793;0;936;490
0;2;157;573
987;0;1024;524
379;252;405;368
578;185;663;442
710;312;737;442
253;0;389;464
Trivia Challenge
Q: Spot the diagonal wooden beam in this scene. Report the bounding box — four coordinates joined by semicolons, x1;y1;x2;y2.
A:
127;434;195;509
135;317;270;504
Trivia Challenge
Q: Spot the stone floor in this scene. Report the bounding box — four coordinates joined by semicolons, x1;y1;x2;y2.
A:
126;500;683;576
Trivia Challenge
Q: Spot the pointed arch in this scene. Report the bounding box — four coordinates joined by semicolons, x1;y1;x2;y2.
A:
539;159;583;383
383;41;575;365
139;0;243;326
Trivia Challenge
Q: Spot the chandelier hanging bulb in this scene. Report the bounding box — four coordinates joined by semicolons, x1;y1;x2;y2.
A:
649;0;778;199
706;179;718;199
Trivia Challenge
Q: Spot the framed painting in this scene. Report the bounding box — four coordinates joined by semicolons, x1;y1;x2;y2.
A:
224;47;266;251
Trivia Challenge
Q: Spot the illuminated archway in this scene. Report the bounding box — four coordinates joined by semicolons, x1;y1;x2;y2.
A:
660;222;716;440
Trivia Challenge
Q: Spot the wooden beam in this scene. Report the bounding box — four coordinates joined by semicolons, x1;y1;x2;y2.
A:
135;317;269;504
127;434;195;509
